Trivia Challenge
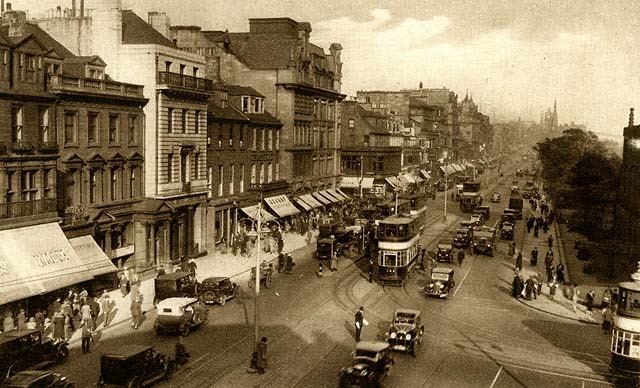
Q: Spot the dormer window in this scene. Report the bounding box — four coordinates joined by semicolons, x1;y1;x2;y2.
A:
220;92;228;109
252;98;264;114
241;96;250;113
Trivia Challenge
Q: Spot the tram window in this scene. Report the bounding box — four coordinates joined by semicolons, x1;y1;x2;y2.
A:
384;253;397;267
397;251;407;266
398;225;406;238
620;290;628;310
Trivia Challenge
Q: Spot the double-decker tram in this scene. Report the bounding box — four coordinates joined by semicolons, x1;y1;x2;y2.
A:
399;191;429;231
610;265;640;386
376;215;422;286
375;199;410;223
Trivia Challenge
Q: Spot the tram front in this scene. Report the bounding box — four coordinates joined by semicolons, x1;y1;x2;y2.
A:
610;262;640;386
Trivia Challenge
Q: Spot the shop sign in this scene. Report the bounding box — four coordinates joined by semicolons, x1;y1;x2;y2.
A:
32;248;72;268
112;244;135;258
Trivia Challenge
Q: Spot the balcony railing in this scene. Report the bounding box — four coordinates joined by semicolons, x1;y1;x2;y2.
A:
157;72;213;92
0;198;57;219
35;142;59;154
7;141;34;154
48;75;144;98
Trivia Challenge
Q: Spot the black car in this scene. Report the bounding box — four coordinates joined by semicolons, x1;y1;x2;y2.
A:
154;271;199;302
198;277;239;306
385;309;424;357
453;228;472;249
98;345;174;388
501;222;514;240
0;371;73;388
0;329;69;382
339;341;394;388
436;243;454;263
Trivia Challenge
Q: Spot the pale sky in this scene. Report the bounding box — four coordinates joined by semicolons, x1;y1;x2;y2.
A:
13;0;640;139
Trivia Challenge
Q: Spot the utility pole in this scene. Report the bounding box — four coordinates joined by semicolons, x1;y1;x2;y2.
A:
254;195;262;353
443;150;448;221
359;154;364;198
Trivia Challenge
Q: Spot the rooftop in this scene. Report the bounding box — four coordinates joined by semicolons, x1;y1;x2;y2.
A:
122;10;177;48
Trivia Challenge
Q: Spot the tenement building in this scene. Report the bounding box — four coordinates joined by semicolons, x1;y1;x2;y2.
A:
171;17;345;195
38;1;212;270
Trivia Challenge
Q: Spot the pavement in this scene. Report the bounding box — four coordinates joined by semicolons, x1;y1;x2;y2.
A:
507;198;606;326
64;229;320;347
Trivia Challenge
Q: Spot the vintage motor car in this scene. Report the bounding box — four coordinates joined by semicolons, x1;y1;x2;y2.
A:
477;205;491;220
0;329;69;382
338;341;394;388
490;191;501;203
315;236;338;260
470;212;484;226
453;228;472;249
198;277;238;306
472;230;496;256
154;271;199;302
501;222;514;240
436;241;454;263
154;297;208;336
424;267;455;299
385;309;424;357
99;345;174;388
0;371;74;388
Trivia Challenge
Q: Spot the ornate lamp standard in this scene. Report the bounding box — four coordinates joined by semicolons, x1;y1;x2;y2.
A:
442;150;448;221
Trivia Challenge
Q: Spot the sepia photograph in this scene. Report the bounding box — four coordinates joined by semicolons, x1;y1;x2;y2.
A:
0;0;638;387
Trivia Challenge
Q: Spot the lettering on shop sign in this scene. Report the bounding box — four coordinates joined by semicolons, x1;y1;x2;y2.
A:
33;249;72;268
0;261;8;276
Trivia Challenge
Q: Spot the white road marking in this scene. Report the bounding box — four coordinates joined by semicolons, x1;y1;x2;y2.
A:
489;365;503;388
453;255;475;297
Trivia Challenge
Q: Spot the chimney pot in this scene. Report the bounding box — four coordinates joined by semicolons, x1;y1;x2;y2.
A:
6;2;10;11
1;0;4;13
630;108;635;127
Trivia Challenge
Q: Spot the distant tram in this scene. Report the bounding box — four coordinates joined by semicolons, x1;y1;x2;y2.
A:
376;215;422;286
400;191;429;231
610;265;640;386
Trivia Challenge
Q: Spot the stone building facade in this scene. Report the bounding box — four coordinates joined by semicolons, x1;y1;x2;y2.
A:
616;109;640;245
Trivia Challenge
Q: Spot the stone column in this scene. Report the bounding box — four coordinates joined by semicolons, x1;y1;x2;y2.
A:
105;229;113;260
149;222;156;267
187;206;195;256
163;220;170;264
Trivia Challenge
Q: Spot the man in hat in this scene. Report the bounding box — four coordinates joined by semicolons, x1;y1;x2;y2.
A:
354;306;365;342
256;337;268;374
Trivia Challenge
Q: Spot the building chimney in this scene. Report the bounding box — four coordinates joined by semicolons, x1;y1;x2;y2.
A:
1;1;4;13
71;0;76;17
6;2;10;11
80;0;84;17
148;11;172;39
56;5;61;17
630;108;635;127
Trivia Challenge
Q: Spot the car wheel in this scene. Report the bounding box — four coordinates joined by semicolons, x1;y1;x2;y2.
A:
126;377;141;388
182;325;190;337
56;345;70;363
219;296;226;306
163;360;175;380
411;341;420;357
265;275;272;289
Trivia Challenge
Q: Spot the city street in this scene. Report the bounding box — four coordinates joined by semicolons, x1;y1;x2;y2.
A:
51;169;613;388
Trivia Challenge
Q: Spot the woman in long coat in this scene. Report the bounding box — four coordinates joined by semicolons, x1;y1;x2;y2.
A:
53;312;65;340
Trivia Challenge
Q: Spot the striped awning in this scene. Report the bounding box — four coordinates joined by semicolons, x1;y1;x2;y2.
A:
340;176;374;189
300;194;324;208
295;197;313;211
240;205;277;222
319;190;341;203
328;188;346;201
264;195;300;218
312;191;333;205
336;188;350;200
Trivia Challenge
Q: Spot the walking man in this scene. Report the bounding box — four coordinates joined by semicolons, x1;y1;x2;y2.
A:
81;318;93;354
457;250;465;266
354;306;364;342
530;247;539;266
545;250;554;282
515;252;523;272
130;298;142;330
547;234;554;249
99;290;111;327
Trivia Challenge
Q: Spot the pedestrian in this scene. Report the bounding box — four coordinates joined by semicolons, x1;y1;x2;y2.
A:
512;274;522;298
571;284;580;313
99;291;111;327
277;253;285;273
81;318;93;354
79;288;89;304
256;337;268;374
612;288;620;310
119;272;129;297
49;298;61;319
525;277;535;300
354;306;365;341
508;242;516;258
130;298;142;329
556;263;565;284
420;248;427;269
81;301;92;322
64;313;72;341
527;217;534;234
331;252;339;272
457;250;465;266
285;254;293;274
515;252;523;272
175;336;190;366
536;273;543;296
35;310;45;330
90;297;100;330
602;285;612;311
586;290;595;314
533;224;539;237
53;311;65;340
368;259;374;283
547;234;554;249
530;247;539;266
603;308;613;334
277;237;284;254
17;309;26;331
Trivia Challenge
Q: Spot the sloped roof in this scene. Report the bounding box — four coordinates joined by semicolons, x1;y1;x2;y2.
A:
63;55;106;66
226;84;264;98
245;112;282;126
121;10;176;48
227;32;297;70
207;101;249;122
0;23;75;58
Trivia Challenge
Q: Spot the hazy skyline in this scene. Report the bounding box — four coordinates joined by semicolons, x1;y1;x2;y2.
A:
12;0;640;139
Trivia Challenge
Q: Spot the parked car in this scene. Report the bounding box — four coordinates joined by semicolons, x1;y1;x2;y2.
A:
98;345;174;388
501;222;514;240
338;341;394;388
453;228;472;249
154;297;208;336
198;277;238;306
0;329;69;383
154;271;199;302
0;371;73;388
490;192;501;203
424;267;455;299
436;242;454;263
385;309;424;357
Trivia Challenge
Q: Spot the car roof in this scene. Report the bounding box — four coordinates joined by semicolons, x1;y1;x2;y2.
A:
102;345;152;359
157;297;199;308
0;329;41;345
3;371;54;386
394;308;420;316
456;228;469;232
355;341;389;353
156;271;191;280
202;277;228;283
438;243;453;249
475;231;494;237
433;267;453;274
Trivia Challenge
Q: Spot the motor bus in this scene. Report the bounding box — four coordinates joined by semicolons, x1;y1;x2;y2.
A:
376;215;422;286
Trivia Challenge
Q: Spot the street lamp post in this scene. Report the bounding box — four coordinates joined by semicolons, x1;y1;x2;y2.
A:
443;151;448;221
253;197;263;354
359;154;364;199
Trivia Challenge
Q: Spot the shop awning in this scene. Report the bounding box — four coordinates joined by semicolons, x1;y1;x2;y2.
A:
70;235;118;277
312;191;332;205
336;188;350;200
340;176;374;189
299;194;324;208
295;197;313;211
264;195;300;218
0;222;94;305
319;190;340;203
240;205;277;222
420;169;431;180
328;188;346;201
403;173;416;184
385;176;398;188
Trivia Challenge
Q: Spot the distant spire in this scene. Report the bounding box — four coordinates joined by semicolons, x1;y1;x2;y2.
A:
470;93;473;102
419;81;423;89
630;108;635;127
